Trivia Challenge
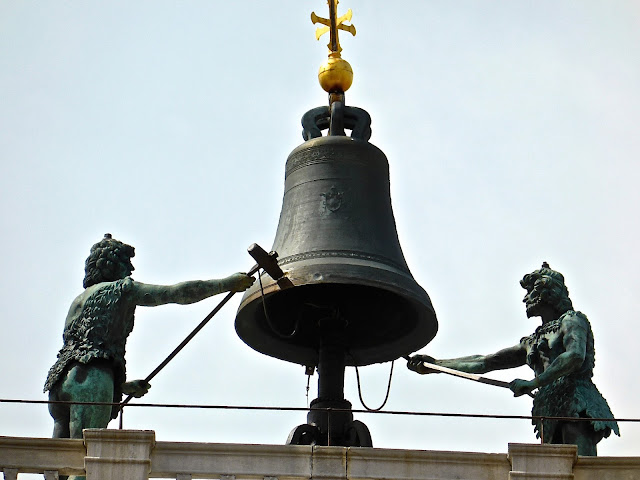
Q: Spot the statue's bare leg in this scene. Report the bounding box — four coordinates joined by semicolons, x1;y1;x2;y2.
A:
49;392;70;438
560;421;599;456
58;363;114;480
58;363;114;437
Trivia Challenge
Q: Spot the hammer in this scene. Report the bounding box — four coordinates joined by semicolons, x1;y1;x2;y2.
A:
403;355;535;397
119;243;289;425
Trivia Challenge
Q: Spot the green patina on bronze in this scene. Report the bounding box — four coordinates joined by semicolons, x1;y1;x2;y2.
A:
45;276;135;420
408;262;619;456
45;234;254;443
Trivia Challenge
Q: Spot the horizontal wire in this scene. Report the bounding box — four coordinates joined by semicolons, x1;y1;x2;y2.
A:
1;398;638;423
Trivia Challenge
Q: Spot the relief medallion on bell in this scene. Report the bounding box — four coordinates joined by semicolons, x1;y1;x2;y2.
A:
320;186;344;213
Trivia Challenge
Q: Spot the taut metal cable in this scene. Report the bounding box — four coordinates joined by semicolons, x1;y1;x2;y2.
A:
3;398;638;425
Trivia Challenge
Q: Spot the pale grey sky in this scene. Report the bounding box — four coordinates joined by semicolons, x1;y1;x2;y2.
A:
1;1;639;456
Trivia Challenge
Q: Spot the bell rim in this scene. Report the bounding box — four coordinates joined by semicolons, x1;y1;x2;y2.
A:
235;265;438;367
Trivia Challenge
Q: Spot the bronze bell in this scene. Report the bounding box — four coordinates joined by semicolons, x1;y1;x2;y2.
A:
235;104;437;369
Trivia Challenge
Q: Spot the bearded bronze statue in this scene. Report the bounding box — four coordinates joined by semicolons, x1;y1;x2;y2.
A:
45;234;254;452
408;263;619;456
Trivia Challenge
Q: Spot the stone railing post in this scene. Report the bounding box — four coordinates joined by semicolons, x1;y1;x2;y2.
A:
83;429;155;480
508;443;577;480
311;446;347;480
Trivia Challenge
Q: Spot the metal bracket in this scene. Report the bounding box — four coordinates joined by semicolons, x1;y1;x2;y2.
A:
301;105;372;141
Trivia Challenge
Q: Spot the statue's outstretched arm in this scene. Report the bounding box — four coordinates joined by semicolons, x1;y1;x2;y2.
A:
408;344;526;375
132;273;254;307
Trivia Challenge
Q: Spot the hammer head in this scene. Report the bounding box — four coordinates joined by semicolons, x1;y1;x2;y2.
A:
248;243;284;280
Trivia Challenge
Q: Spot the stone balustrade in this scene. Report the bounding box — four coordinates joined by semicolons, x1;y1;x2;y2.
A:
1;430;639;479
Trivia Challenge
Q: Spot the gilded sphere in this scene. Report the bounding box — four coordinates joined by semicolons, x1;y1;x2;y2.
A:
318;56;353;93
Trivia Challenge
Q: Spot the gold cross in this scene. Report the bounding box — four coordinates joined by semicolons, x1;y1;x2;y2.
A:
311;0;356;55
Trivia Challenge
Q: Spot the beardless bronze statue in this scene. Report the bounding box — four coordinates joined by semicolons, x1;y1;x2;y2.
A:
407;263;619;456
44;234;254;457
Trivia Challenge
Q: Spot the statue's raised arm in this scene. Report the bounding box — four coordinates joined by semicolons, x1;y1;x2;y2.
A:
44;234;254;449
407;263;619;456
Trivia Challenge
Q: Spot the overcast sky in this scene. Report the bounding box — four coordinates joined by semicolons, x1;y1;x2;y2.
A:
1;1;639;457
